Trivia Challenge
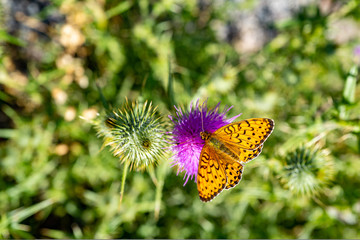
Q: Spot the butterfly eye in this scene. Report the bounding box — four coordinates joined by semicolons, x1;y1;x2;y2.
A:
200;132;210;141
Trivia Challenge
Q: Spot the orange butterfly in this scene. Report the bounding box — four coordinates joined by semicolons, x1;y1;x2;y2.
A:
197;118;274;202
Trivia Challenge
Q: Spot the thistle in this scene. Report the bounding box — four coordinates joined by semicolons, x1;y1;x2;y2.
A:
168;99;241;185
96;99;169;170
281;146;334;197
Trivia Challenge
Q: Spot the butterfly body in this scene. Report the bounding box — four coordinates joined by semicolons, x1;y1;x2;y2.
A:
197;118;274;202
201;131;242;162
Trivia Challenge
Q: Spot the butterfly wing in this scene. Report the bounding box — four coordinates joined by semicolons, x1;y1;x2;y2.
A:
225;143;264;164
215;118;274;149
224;160;244;189
214;118;274;163
197;144;227;202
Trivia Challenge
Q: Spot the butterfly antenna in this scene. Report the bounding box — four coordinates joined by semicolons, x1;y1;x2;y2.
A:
200;104;204;133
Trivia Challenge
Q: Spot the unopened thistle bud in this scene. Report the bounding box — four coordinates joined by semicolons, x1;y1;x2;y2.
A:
96;100;169;170
280;146;334;197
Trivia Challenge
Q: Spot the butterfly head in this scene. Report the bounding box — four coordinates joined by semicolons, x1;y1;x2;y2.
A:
200;131;211;141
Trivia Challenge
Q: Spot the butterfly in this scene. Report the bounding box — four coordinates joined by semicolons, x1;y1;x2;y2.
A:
197;118;274;202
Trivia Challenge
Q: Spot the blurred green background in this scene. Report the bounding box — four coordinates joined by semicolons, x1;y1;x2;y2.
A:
1;0;360;238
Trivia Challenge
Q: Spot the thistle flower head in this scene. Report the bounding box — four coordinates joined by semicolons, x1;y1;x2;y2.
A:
281;146;334;197
168;99;241;185
96;100;169;170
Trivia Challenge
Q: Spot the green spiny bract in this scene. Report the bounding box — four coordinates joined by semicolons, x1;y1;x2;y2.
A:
281;146;334;197
96;100;169;170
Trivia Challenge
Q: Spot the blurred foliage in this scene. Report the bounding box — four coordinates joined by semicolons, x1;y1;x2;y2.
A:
0;0;360;238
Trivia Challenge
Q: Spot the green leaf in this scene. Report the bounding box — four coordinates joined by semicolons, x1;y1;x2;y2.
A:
96;83;110;110
343;65;358;104
0;30;26;47
0;129;14;139
106;1;132;19
167;58;175;108
10;199;54;223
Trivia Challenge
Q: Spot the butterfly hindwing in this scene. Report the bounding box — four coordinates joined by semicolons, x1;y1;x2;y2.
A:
224;143;264;164
224;161;243;189
197;144;227;202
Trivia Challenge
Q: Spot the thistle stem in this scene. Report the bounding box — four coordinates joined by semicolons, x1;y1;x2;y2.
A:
154;160;168;220
118;161;129;211
148;164;158;186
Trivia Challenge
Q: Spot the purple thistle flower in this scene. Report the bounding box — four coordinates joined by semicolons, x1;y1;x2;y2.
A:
168;99;242;185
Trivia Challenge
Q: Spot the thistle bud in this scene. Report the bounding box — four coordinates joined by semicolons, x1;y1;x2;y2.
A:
96;100;169;170
280;146;334;197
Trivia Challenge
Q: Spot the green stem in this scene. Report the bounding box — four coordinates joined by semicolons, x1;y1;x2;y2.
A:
118;161;129;211
154;160;168;220
148;164;158;186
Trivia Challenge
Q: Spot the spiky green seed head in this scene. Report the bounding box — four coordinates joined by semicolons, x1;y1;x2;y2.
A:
95;99;169;170
281;146;334;197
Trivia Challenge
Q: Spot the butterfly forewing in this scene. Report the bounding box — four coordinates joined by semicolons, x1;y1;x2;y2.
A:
215;118;274;150
197;145;227;202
